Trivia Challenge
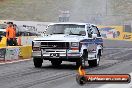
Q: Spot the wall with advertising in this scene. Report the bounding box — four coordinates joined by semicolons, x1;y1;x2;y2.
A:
98;26;132;41
0;46;32;61
5;47;19;61
1;20;132;41
122;32;132;41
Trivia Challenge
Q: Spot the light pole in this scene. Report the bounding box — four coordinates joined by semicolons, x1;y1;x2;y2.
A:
106;0;108;16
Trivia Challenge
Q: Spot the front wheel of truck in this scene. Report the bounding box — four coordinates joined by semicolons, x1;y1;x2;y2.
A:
76;49;88;68
33;58;43;68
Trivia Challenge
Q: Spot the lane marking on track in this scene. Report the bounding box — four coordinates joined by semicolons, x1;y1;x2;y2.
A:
97;72;132;88
0;59;31;65
103;49;132;59
104;48;132;50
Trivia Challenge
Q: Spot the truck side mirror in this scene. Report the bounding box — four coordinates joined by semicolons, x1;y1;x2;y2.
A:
92;34;97;38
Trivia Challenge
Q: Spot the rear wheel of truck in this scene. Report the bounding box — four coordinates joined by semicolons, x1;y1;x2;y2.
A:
88;55;100;67
51;60;62;67
33;58;43;68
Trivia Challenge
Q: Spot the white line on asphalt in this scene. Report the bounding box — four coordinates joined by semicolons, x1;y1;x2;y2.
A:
104;48;132;50
0;59;31;65
97;72;132;88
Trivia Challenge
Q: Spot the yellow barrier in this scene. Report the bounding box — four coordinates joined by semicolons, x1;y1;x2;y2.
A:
0;36;33;59
98;26;132;41
19;46;32;59
0;46;32;59
122;32;132;41
0;37;7;48
0;46;32;60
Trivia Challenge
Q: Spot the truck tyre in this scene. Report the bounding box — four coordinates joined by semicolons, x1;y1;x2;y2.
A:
76;49;88;68
76;58;83;68
98;49;102;56
51;60;62;67
33;58;43;68
88;55;100;67
76;75;87;85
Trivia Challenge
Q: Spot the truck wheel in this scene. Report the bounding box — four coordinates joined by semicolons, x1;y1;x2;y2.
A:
33;58;43;68
76;58;83;68
51;60;62;67
88;55;100;67
76;50;88;68
76;75;87;85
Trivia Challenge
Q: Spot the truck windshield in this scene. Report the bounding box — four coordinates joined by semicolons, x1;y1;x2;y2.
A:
45;24;86;36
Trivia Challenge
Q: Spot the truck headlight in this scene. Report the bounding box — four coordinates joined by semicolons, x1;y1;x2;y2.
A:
71;42;79;47
33;42;41;47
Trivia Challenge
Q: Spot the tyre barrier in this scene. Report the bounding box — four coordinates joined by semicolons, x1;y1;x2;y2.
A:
0;46;32;62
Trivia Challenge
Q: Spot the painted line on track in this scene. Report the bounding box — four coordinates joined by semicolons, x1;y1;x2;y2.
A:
0;59;31;65
104;48;132;50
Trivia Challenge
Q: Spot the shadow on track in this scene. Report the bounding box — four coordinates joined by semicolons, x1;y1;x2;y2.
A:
40;63;90;70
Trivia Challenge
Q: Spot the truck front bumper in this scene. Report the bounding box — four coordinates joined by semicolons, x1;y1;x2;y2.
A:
32;49;81;60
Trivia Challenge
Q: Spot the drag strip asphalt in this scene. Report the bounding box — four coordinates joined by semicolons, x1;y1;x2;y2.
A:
0;47;132;88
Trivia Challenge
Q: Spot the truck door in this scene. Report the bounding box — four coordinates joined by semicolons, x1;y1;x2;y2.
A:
87;26;97;52
90;26;103;46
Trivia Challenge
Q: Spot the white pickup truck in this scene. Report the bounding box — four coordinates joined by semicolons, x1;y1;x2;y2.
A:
32;22;103;68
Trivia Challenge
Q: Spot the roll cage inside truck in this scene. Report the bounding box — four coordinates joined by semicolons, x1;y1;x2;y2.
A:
32;23;103;68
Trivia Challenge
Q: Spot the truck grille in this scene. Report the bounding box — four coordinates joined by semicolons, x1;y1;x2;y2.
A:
41;42;69;49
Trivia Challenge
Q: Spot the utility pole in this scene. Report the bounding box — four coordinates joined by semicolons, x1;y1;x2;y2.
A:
106;0;108;16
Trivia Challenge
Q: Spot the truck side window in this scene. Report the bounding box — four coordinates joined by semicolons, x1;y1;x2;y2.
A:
87;26;92;38
91;26;101;37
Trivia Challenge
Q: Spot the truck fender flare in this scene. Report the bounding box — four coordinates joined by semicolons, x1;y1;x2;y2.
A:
96;45;102;55
80;44;88;56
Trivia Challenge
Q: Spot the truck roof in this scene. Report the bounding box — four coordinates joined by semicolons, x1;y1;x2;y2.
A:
49;22;90;25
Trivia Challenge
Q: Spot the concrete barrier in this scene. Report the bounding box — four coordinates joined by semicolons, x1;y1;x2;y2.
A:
19;46;32;59
0;48;6;61
5;47;19;61
0;37;7;47
0;46;32;61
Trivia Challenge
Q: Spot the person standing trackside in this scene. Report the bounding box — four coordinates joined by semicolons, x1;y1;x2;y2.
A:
6;22;16;46
13;24;17;46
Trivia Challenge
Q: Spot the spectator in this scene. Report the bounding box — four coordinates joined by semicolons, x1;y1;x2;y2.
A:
6;22;16;46
13;24;17;46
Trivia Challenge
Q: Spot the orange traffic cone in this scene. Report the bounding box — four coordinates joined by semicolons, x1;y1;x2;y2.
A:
17;36;21;46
